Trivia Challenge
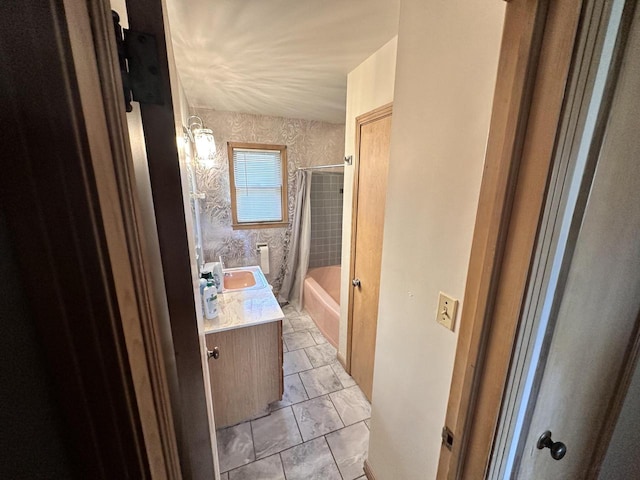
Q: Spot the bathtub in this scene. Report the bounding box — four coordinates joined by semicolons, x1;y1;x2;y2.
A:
303;266;340;348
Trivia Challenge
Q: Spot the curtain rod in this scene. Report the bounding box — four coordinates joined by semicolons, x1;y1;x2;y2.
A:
297;163;345;171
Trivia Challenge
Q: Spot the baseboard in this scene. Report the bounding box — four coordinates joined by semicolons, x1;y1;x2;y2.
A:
364;459;377;480
337;351;348;371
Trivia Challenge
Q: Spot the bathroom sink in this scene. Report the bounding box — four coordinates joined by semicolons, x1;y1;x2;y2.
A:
222;267;267;292
224;270;255;289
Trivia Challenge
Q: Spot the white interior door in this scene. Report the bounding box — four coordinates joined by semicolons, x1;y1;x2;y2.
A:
517;4;640;478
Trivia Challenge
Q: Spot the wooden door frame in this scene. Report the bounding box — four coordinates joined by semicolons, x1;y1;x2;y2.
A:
345;103;393;373
494;1;638;476
124;0;220;477
436;0;585;477
1;0;182;477
439;0;640;477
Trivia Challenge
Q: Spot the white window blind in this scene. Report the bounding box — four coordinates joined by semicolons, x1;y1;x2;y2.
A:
232;148;284;223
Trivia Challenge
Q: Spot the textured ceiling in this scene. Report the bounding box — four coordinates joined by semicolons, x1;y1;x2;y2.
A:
166;0;400;123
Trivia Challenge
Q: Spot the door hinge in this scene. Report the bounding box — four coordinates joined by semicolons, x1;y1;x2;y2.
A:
442;426;454;451
112;10;163;112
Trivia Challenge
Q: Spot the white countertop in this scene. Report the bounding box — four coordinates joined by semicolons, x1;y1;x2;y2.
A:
203;266;284;334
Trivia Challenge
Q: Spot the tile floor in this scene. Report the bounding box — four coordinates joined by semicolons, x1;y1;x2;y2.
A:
216;305;370;480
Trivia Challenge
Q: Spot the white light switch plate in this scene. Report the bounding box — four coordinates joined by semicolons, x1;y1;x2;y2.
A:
436;292;458;331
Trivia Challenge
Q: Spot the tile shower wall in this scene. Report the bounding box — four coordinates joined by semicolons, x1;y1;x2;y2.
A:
310;173;344;268
193;108;345;293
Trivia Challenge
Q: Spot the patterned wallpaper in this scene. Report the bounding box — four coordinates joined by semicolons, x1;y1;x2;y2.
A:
192;108;345;293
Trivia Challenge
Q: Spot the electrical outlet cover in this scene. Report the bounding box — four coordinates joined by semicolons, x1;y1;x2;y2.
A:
436;292;458;331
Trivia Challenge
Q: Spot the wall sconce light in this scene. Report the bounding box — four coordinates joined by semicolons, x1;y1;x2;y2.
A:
186;115;216;164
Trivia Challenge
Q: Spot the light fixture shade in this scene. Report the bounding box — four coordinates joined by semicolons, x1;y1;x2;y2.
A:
194;128;216;162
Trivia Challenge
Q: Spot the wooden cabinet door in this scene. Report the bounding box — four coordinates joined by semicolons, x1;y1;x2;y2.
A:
206;321;282;428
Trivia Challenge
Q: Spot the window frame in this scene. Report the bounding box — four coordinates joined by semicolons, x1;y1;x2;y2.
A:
227;142;289;229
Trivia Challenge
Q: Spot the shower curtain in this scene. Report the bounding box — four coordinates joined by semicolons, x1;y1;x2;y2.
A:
279;170;312;310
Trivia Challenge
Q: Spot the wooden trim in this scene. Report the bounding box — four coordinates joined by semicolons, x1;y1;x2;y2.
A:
346;102;393;373
438;0;546;468
437;0;583;478
337;351;348;371
231;222;289;230
86;1;183;477
364;459;378;480
461;2;582;475
227;142;289;229
506;1;635;474
355;103;393;127
229;142;288;151
125;0;218;477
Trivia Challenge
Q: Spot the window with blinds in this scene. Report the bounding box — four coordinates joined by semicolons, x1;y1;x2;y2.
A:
227;143;288;228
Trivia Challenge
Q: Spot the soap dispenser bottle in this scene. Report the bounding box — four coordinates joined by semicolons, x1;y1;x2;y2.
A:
203;279;219;320
199;277;208;316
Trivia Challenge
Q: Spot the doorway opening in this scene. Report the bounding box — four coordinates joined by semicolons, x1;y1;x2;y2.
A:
134;2;400;478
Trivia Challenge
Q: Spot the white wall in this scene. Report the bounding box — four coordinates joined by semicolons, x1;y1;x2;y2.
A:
366;0;505;478
339;36;398;359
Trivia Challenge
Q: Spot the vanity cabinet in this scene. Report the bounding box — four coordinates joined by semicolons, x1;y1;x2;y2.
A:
205;320;283;428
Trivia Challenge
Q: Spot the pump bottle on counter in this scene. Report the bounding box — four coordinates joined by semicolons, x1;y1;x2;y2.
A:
203;279;219;319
